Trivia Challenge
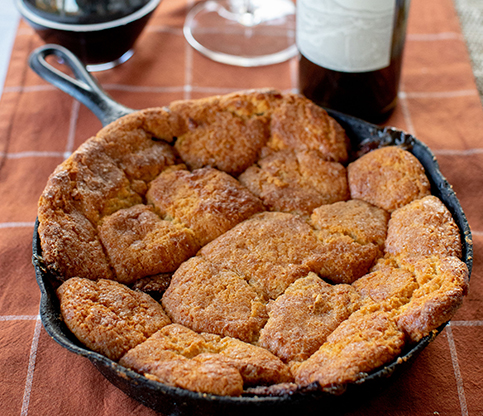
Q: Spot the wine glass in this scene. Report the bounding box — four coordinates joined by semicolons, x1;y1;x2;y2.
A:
183;0;297;67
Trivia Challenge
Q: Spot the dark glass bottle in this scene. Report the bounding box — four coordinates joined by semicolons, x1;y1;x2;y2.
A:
297;0;410;124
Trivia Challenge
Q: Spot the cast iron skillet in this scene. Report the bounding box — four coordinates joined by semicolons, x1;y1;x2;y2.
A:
30;44;473;416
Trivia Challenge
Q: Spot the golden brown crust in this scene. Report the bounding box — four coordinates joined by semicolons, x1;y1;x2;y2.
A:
98;204;199;284
162;256;268;343
147;166;264;246
358;254;469;342
259;273;361;362
120;324;244;396
348;146;431;212
352;265;418;311
239;149;349;215
37;126;179;281
310;200;390;284
37;207;113;281
268;93;349;163
385;195;462;258
311;200;390;248
57;277;171;361
198;212;326;299
291;309;406;388
393;255;469;341
169;90;279;175
214;335;292;386
314;232;382;284
94;108;181;184
46;138;143;225
119;324;292;396
169;90;349;175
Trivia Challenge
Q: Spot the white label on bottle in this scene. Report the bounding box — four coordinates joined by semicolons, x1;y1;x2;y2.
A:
296;0;397;73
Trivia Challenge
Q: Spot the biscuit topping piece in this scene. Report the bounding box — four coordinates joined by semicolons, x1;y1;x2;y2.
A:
356;254;469;342
394;255;469;341
98;204;199;284
170;90;277;175
268;93;349;163
310;200;390;284
57;277;171;361
120;324;292;396
348;146;431;212
259;273;360;362
198;212;326;299
385;195;462;258
291;309;406;388
37;208;113;281
239;149;349;215
147;166;264;246
162;256;268;343
96;109;180;185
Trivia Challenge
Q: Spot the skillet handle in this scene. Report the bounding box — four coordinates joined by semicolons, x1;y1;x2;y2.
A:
28;44;134;126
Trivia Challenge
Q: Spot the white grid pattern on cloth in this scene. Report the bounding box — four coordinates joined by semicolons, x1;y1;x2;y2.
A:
446;323;469;416
20;316;42;416
0;9;481;416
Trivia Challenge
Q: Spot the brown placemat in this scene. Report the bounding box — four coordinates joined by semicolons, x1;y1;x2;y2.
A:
0;0;482;415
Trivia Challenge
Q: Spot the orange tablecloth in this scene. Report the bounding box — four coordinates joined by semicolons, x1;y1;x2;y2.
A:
1;0;482;415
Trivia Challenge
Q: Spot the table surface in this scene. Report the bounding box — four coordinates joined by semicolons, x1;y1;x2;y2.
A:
0;0;482;415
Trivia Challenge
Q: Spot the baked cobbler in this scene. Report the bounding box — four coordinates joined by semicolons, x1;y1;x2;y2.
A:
38;89;469;396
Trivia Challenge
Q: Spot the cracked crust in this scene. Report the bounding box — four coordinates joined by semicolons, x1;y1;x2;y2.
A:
310;200;390;284
395;255;469;341
239;149;349;215
268;93;350;163
147;166;264;246
259;273;361;362
311;200;390;248
57;277;171;361
291;309;406;388
38;112;180;282
358;254;469;342
98;204;199;284
169;90;278;175
162;256;268;343
37;207;113;281
198;212;327;299
119;324;292;396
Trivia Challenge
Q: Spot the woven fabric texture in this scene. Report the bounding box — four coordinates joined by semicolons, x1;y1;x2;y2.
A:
455;0;483;104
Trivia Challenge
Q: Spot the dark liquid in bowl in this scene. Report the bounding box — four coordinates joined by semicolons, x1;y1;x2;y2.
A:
20;0;157;66
31;12;154;65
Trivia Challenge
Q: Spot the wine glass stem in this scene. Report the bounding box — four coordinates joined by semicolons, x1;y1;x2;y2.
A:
244;0;254;14
228;0;255;15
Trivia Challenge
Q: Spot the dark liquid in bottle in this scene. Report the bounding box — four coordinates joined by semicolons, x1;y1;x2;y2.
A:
299;0;409;124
